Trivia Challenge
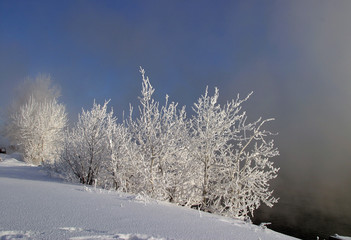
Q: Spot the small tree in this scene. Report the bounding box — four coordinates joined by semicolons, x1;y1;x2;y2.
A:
103;118;137;192
5;74;65;164
128;68;193;201
190;87;279;218
8;96;67;164
61;100;114;185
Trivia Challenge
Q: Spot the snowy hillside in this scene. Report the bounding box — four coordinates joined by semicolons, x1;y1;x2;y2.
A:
0;154;297;240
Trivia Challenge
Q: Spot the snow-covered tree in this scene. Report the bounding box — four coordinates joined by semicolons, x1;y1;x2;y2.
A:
127;68;193;202
47;67;279;220
61;100;115;185
8;96;67;164
5;74;65;163
190;87;279;218
102;118;138;192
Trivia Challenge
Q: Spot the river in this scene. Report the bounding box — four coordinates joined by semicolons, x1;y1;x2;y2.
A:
252;193;351;240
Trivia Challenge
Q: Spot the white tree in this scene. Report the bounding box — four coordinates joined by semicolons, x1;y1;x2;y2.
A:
9;96;67;164
5;74;64;161
61;100;115;185
47;67;279;220
190;87;279;218
103;118;138;192
127;68;193;201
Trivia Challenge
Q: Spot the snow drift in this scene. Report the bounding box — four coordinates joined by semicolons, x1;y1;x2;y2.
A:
0;154;296;240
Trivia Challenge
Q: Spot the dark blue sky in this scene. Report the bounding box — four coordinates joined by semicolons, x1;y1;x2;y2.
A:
1;0;351;233
0;0;292;117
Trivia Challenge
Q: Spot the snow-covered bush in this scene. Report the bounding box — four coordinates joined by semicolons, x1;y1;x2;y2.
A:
60;100;115;185
8;96;67;164
190;87;279;218
103;119;138;192
5;75;66;165
53;67;279;219
127;68;193;202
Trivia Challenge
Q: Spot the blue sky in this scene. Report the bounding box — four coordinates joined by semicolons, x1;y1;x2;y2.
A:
0;0;289;117
1;0;351;235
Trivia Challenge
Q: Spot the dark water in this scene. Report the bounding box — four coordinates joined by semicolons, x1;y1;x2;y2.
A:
252;196;351;240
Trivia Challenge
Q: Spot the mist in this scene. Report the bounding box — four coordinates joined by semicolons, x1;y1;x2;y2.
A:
243;2;351;238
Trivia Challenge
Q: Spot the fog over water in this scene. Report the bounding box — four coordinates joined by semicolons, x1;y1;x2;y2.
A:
1;1;351;239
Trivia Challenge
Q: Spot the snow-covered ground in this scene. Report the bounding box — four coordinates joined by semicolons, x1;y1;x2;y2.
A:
0;154;298;240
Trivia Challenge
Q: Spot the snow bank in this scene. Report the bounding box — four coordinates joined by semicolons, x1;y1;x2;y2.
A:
0;156;298;240
331;234;351;240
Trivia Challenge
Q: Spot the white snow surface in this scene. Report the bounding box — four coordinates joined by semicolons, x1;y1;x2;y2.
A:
0;154;298;240
332;234;351;240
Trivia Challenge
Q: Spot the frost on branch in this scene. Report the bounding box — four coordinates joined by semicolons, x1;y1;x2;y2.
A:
9;96;67;164
127;67;193;202
54;67;279;219
60;100;115;185
190;87;279;218
5;75;66;165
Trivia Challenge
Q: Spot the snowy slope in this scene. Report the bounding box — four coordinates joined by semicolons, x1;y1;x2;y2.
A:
0;154;298;240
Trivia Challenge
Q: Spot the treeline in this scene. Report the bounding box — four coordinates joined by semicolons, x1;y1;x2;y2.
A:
3;68;279;219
